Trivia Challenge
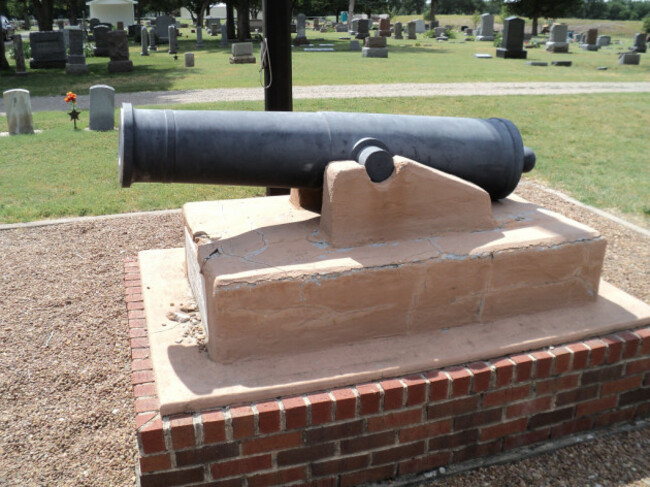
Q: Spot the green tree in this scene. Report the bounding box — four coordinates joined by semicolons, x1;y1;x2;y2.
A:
505;0;582;35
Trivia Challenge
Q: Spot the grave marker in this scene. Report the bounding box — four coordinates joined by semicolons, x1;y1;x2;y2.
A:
12;35;27;74
107;30;133;72
66;28;89;74
3;89;34;135
93;25;110;56
141;26;149;56
29;31;67;68
632;33;647;53
230;42;255;63
89;85;115;131
393;21;403;39
546;23;568;53
476;13;494;41
168;25;178;54
496;17;527;59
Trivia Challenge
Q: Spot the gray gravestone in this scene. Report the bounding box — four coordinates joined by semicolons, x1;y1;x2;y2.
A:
378;17;390;37
581;28;599;50
13;35;27;74
168;25;178;54
294;13;308;45
155;15;174;43
107;31;133;72
619;52;640;65
414;19;425;33
394;21;403;39
476;13;494;41
496;16;527;59
185;52;194;67
149;27;157;51
434;26;446;38
93;25;110;56
29;31;67;68
350;19;359;34
546;23;568;53
89;85;115;131
230;42;255;63
3;89;34;135
597;35;611;47
66;28;88;74
141;26;149;55
210;23;218;36
349;40;360;51
632;33;647;53
407;21;416;40
196;21;203;47
221;24;229;46
356;19;369;39
89;18;100;29
362;35;388;57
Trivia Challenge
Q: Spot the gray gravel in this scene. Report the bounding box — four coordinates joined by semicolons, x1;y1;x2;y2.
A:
2;81;650;114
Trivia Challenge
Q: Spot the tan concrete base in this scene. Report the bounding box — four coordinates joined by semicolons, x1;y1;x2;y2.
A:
184;187;606;364
139;247;650;415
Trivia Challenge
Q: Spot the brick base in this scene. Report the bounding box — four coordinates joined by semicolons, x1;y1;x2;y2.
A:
124;258;650;487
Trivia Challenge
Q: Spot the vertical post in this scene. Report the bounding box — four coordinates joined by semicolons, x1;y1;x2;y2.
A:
263;0;293;195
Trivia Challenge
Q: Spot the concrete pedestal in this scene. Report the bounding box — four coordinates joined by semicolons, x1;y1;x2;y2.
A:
496;48;527;59
362;47;388;58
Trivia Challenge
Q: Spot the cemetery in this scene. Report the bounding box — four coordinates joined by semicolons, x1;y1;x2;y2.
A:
0;6;649;487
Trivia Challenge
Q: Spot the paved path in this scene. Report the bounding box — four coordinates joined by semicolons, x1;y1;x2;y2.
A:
3;81;650;113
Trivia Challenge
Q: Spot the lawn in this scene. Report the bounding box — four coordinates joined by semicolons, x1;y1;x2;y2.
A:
1;20;648;97
0;93;648;225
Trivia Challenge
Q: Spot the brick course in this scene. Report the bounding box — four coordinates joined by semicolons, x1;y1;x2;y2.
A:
125;260;650;487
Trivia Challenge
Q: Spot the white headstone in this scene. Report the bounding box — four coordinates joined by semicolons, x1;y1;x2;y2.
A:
476;14;494;41
89;85;115;131
3;89;34;135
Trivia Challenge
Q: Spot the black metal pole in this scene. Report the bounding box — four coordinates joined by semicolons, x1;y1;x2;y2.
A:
263;0;293;195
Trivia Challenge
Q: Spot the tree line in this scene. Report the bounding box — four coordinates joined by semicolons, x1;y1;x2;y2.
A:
2;0;650;34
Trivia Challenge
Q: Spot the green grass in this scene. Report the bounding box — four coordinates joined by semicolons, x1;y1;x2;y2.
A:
0;93;648;224
1;24;649;97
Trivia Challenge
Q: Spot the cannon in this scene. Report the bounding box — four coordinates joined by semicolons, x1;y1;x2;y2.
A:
119;104;536;200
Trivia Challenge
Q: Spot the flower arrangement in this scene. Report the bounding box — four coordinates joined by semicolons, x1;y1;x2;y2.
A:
64;91;80;129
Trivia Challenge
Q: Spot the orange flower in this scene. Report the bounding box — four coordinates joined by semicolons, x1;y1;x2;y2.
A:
64;91;77;103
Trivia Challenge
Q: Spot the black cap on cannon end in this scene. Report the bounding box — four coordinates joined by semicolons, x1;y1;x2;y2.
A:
118;103;134;188
523;146;536;173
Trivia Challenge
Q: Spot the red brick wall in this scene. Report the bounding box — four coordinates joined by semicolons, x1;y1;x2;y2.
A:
125;258;650;487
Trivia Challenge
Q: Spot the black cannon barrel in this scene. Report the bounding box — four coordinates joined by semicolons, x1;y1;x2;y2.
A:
119;104;535;200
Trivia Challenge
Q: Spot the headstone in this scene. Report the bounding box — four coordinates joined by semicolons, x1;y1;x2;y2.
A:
93;25;110;56
117;21;124;31
168;24;178;54
155;15;175;43
632;33;647;53
378;17;390;37
474;53;492;58
526;61;548;66
476;13;494;41
336;23;347;32
12;35;27;74
57;20;65;30
141;26;149;56
355;19;369;39
546;23;568;53
185;52;194;67
128;24;140;40
66;28;89;74
220;25;228;47
29;31;66;69
294;13;308;45
414;19;425;33
619;52;640;65
3;89;34;135
465;28;473;36
89;85;115;131
551;60;572;66
362;35;388;58
597;35;610;47
496;17;527;59
149;27;157;51
107;30;133;72
581;28;599;50
230;42;255;63
434;26;446;38
393;21;403;39
210;23;218;36
407;21;416;40
313;18;319;30
349;40;360;51
350;19;359;34
89;18;100;29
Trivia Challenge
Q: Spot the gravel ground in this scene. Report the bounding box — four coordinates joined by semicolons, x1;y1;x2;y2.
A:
2;82;650;114
0;182;648;487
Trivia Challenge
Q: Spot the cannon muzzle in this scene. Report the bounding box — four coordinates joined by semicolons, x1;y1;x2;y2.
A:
119;104;535;200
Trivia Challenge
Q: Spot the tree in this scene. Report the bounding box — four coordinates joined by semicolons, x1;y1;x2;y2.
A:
236;0;250;40
30;0;54;30
505;0;582;35
429;0;436;22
